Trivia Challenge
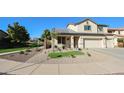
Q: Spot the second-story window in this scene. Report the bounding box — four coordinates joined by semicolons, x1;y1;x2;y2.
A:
84;25;91;30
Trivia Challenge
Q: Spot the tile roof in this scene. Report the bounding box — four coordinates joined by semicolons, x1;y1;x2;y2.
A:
54;28;114;36
108;28;124;31
67;18;108;27
54;28;76;33
115;34;124;37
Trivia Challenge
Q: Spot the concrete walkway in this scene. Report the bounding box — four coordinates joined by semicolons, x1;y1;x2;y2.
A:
0;49;124;75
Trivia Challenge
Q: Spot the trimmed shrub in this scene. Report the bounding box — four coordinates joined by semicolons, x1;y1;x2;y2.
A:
117;38;124;42
87;52;91;57
118;42;124;47
25;49;32;52
54;45;58;48
71;54;76;58
78;48;82;51
19;51;24;54
57;55;62;57
35;48;41;52
29;43;39;48
62;45;65;49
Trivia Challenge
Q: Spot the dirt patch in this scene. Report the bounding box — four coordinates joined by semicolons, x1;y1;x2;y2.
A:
0;48;43;62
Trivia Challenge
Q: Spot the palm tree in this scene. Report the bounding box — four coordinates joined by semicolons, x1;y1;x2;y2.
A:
41;29;51;49
51;28;58;52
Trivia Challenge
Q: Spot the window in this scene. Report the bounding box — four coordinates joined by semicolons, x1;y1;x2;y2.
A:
84;25;91;30
108;31;112;33
58;37;61;44
58;37;66;44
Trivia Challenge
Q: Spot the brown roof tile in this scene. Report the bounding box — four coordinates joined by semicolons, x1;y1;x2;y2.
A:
108;28;124;31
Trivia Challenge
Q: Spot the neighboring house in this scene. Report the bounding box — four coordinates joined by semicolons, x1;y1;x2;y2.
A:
108;28;124;47
0;30;9;48
52;18;124;48
0;30;8;40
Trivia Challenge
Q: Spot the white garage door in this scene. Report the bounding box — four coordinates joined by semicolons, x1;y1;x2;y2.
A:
107;39;114;48
84;39;102;48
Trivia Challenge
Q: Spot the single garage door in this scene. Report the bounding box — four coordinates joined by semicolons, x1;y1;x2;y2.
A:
84;39;102;48
107;39;114;48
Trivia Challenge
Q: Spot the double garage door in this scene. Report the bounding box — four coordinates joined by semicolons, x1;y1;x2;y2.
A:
84;39;102;48
84;39;114;48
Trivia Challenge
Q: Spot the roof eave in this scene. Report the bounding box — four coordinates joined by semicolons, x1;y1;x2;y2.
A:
58;32;114;36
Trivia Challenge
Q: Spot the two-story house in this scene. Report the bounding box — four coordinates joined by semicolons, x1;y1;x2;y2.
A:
52;18;122;48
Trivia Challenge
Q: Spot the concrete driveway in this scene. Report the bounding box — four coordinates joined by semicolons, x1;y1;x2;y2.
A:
93;48;124;60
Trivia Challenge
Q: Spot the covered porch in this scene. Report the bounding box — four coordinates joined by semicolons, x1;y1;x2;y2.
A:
56;35;79;49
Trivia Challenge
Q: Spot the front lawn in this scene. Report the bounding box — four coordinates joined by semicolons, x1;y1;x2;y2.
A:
48;51;84;58
0;47;27;53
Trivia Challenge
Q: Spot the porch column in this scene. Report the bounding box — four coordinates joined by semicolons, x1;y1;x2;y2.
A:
104;37;107;48
51;37;57;49
71;36;74;49
114;37;118;47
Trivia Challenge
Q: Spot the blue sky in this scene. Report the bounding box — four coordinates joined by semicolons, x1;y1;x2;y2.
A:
0;17;124;38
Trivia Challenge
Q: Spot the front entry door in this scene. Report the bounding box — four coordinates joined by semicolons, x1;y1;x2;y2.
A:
74;37;79;48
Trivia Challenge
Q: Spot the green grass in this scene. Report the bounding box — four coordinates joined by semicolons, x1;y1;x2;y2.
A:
48;51;84;58
0;47;27;53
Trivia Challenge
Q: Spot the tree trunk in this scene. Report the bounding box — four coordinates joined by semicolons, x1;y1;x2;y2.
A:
44;38;47;49
52;38;55;52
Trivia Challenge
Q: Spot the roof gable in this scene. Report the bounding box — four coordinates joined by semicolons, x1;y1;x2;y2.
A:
0;30;8;35
75;18;97;25
67;18;108;27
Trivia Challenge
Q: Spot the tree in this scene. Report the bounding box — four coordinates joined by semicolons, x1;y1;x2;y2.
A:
41;29;51;49
7;22;30;46
117;38;124;42
51;28;58;51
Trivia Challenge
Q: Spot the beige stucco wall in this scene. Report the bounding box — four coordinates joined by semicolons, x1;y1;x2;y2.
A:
113;31;118;34
113;30;124;35
78;36;84;48
103;27;108;33
53;38;58;46
113;36;118;47
54;35;114;49
77;20;97;33
67;20;108;33
120;31;124;35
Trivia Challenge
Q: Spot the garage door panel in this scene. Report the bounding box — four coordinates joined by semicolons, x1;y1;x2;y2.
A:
84;39;102;48
107;39;113;48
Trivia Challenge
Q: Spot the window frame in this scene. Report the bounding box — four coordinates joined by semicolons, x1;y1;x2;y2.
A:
84;25;91;31
57;37;66;44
